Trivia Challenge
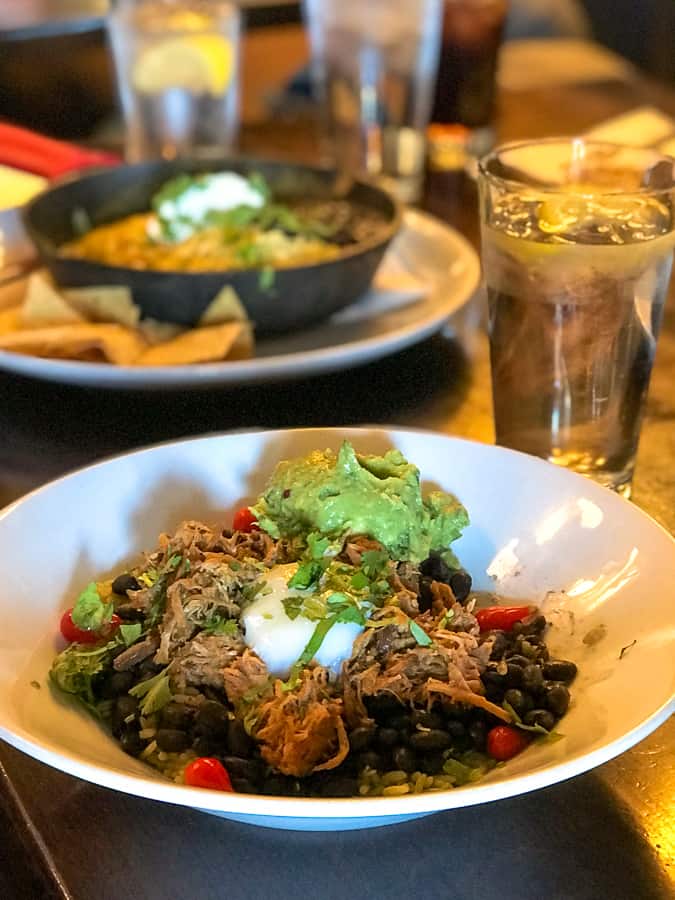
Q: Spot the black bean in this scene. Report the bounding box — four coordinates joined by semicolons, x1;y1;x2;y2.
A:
112;573;141;595
524;709;556;731
489;632;510;660
100;669;135;699
482;668;507;688
156;729;191;753
393;746;417;773
410;729;451;752
504;688;534;717
543;660;578;684
377;728;399;749
365;694;405;722
484;686;505;704
193;736;216;756
194;701;230;738
222;756;261;781
445;720;466;738
421;753;445;775
115;605;146;622
544;683;570;717
388;714;413;734
468;720;487;751
111;695;139;736
138;658;162;677
231;777;256;794
521;664;545;693
504;664;524;688
411;709;445;730
160;702;192;731
418;576;435;613
505;654;530;668
449;570;472;603
119;726;143;756
320;777;358;798
518;640;541;660
357;751;383;772
263;775;291;796
349;726;376;751
419;552;452;583
227;718;253;757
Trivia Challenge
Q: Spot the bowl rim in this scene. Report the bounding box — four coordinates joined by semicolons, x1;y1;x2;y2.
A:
1;425;674;820
23;157;404;279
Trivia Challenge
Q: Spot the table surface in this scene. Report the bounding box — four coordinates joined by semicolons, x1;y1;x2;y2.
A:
1;27;674;900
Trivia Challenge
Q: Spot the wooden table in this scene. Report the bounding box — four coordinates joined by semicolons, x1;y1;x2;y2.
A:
0;31;674;900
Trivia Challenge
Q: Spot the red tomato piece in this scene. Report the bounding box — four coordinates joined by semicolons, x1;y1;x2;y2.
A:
487;725;530;761
475;605;532;633
59;608;121;644
184;757;233;792
232;506;259;533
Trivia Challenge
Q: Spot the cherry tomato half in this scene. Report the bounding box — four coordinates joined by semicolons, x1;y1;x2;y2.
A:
184;757;233;792
486;725;530;761
475;605;533;633
233;506;259;533
59;608;121;645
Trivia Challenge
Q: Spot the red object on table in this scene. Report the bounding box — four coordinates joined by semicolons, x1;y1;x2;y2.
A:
0;122;119;179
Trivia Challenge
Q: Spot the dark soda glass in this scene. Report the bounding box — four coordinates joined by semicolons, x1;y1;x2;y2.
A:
431;0;507;128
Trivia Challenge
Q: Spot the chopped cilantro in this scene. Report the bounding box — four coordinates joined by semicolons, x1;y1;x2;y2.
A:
71;583;114;632
288;560;324;590
119;623;142;646
361;550;390;579
129;669;172;716
202;616;239;636
350;571;369;591
168;554;182;570
409;620;432;646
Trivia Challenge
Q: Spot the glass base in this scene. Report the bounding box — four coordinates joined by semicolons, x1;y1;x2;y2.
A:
547;455;634;499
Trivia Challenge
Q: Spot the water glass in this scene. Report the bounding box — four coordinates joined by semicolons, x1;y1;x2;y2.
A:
108;0;240;162
303;0;442;203
478;139;675;496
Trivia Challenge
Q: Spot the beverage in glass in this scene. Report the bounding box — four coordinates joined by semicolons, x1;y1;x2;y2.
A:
303;0;442;202
108;0;240;162
479;139;675;496
430;0;507;156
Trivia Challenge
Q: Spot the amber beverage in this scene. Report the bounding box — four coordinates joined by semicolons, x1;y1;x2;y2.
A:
431;0;507;130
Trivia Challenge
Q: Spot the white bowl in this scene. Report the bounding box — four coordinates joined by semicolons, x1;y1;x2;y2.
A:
0;428;673;831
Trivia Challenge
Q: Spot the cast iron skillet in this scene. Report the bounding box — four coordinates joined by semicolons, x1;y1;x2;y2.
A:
23;158;402;333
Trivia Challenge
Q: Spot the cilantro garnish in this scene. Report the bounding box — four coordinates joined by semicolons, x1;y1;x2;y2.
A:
288;560;324;590
361;550;390;579
202;615;239;636
119;623;142;646
409;620;432;646
129;669;172;716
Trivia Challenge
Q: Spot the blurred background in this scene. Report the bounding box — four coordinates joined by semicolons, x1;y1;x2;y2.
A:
0;0;673;141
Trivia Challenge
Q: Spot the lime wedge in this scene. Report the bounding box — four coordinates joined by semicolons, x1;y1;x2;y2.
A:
132;34;234;96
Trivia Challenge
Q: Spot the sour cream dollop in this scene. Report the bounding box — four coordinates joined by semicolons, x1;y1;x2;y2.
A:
241;563;363;678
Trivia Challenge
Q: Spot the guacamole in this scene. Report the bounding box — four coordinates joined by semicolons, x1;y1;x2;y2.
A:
251;441;468;563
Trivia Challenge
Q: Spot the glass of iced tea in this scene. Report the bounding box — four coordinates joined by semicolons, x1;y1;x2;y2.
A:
479;138;675;496
108;0;240;162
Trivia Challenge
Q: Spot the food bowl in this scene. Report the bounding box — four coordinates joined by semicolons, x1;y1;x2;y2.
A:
0;427;673;831
23;159;402;332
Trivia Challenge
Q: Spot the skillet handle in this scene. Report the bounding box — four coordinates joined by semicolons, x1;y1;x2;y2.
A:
0;122;120;178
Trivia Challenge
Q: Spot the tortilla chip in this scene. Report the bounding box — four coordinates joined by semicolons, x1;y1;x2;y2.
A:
21;273;85;327
0;324;146;365
198;285;248;326
135;322;253;366
137;318;186;346
63;285;140;329
0;306;22;335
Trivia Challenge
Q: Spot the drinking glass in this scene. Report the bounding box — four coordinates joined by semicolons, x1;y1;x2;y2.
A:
107;0;240;162
479;138;675;496
303;0;442;203
429;0;508;164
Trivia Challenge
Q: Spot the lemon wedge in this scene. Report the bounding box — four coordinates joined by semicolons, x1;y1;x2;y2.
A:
132;34;234;96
